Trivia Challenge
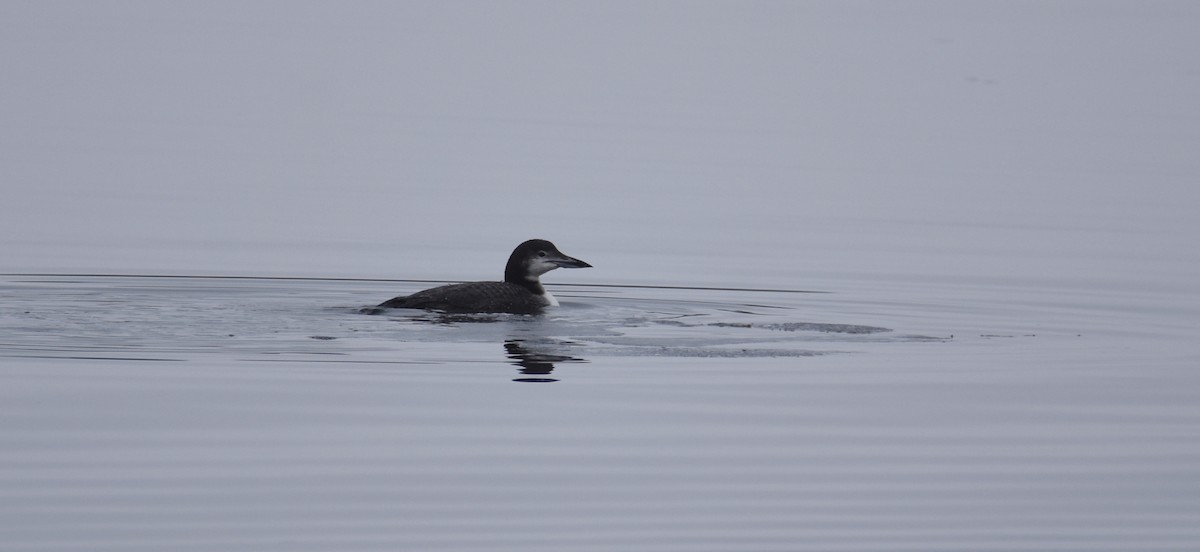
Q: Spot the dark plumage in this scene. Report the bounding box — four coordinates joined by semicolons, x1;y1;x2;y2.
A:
379;281;551;314
376;239;591;314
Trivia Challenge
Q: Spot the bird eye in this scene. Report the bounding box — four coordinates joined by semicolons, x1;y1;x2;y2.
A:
537;251;547;257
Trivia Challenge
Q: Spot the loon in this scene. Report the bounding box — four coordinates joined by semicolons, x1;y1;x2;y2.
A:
376;239;591;314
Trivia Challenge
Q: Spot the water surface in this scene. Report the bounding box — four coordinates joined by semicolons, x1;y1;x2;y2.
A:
2;273;1197;551
3;2;1199;550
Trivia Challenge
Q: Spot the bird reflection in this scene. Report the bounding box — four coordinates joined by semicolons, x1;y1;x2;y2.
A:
504;339;587;383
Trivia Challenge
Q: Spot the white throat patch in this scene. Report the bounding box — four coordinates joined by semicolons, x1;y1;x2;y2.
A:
527;258;561;277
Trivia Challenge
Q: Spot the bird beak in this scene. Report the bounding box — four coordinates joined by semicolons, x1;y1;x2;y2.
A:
552;255;592;269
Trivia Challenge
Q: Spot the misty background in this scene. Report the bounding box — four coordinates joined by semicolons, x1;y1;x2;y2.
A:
2;1;1197;291
4;4;1200;551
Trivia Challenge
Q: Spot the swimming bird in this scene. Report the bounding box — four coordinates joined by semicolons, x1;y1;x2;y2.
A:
376;239;591;314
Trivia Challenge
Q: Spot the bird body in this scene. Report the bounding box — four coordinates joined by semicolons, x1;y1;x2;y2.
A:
379;281;551;314
376;239;591;314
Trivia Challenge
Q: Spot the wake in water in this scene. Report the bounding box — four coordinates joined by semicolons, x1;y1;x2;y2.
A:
0;275;945;369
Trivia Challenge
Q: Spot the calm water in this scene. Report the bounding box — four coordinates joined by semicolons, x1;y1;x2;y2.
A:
2;270;1197;551
4;2;1199;550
